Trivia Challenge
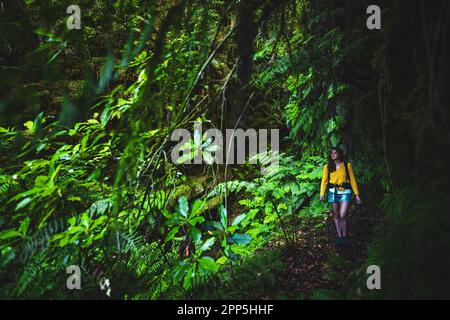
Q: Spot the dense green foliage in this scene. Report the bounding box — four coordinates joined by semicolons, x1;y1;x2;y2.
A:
1;0;449;299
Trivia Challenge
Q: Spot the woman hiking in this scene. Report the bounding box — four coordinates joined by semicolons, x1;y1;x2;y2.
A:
320;147;361;247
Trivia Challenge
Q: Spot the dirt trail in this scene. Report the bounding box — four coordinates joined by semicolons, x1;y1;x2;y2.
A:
262;185;383;299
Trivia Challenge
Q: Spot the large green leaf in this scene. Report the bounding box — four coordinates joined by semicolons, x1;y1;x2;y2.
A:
188;216;205;226
199;237;215;252
183;265;195;289
191;199;205;216
0;229;22;241
232;214;247;226
165;226;180;243
178;196;189;218
15;197;33;211
19;218;30;236
188;227;201;244
231;233;252;245
219;205;227;228
198;256;219;272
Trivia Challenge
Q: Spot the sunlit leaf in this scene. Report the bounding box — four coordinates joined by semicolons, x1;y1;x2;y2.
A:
232;214;246;226
178;196;189;218
199;237;215;252
0;229;22;241
219;205;227;229
15;197;32;211
198;256;219;272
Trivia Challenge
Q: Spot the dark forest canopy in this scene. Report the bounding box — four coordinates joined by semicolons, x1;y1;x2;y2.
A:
0;0;449;299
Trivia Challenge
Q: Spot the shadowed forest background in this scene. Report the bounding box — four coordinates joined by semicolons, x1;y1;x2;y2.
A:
1;0;450;299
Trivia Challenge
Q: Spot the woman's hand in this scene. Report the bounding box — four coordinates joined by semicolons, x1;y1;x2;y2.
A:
320;196;324;202
356;195;362;204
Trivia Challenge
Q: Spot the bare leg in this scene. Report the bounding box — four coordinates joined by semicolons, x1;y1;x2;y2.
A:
339;201;350;237
332;203;341;237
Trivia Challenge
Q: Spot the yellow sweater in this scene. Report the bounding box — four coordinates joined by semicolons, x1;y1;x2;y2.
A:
320;162;360;197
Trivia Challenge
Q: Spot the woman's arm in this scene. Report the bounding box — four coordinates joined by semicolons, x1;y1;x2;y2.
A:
320;164;329;197
347;163;360;196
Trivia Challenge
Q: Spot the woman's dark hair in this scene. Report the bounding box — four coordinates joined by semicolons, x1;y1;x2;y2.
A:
328;147;345;172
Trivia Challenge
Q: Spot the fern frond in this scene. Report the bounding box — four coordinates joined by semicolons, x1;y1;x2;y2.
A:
206;180;254;198
88;198;113;218
116;230;144;254
15;261;41;296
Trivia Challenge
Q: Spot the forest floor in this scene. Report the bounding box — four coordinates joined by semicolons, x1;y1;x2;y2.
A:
260;185;384;299
189;185;384;300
